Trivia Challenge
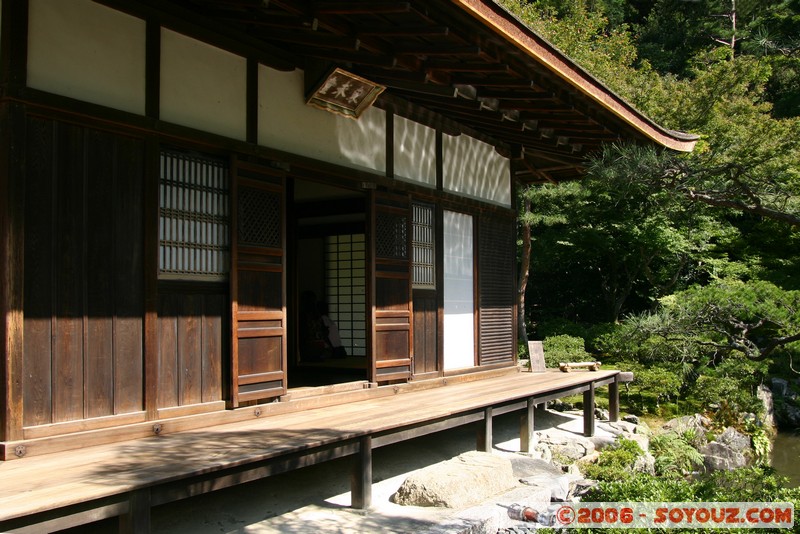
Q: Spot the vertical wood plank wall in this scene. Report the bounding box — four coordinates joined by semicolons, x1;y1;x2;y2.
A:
157;290;225;409
22;117;145;426
412;291;438;375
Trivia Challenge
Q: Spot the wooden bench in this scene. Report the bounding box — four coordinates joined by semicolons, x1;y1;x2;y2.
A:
0;369;627;533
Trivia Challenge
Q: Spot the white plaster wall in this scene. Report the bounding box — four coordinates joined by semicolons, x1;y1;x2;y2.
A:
160;29;246;141
393;116;436;187
258;66;386;175
443;134;511;207
27;0;146;115
443;210;475;370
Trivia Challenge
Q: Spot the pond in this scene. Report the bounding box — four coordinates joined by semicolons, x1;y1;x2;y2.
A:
770;432;800;488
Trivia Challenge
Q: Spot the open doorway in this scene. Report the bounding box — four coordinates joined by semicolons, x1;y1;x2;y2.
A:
289;178;368;388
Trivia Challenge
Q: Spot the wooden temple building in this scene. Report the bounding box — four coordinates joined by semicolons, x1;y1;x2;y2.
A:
0;0;696;531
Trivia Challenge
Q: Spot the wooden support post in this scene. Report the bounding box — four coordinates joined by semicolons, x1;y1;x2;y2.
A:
477;406;493;452
120;488;151;534
609;375;620;423
351;436;372;509
520;398;535;453
583;382;595;437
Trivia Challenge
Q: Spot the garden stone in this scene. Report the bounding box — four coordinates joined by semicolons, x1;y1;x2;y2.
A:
588;435;617;450
391;451;517;508
756;385;776;430
663;414;709;442
607;421;638;434
537;433;595;461
633;452;656;475
623;414;640;424
627;433;650;452
595;408;610;421
700;441;747;471
718;426;751;454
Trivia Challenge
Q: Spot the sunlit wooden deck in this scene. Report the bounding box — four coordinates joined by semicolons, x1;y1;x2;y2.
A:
0;368;623;533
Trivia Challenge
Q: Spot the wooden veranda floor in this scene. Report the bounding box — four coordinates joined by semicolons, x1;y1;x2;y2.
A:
0;368;622;533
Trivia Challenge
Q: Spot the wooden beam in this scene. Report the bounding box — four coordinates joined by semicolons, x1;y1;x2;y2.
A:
425;60;511;73
477;89;554;100
0;102;25;442
450;76;535;88
520;397;535;453
260;29;361;51
302;49;397;68
0;0;28;92
608;374;620;423
359;25;450;37
583;381;595;437
397;45;481;56
143;138;159;421
371;78;457;98
351;436;373;509
477;406;493;452
315;2;411;14
119;489;151;534
145;19;160;119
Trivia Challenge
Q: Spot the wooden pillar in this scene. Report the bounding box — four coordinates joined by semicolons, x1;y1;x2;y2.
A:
120;488;151;534
351;436;372;509
520;397;535;453
0;102;26;444
608;375;620;423
477;406;493;452
583;382;595;437
0;0;28;446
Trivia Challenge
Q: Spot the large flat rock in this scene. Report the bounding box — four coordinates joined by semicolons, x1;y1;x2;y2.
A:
391;451;517;509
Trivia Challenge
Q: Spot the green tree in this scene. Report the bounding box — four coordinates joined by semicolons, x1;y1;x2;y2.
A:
639;280;800;362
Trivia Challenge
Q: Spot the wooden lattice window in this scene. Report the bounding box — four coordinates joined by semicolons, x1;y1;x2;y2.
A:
412;202;435;289
376;212;407;260
159;149;230;280
238;186;280;248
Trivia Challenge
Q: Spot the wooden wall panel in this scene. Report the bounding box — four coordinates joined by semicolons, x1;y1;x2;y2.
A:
237;336;282;376
114;134;145;414
412;291;437;375
86;130;116;418
178;295;202;406
22;117;146;426
157;294;180;408
52;123;85;422
202;294;224;403
22;117;55;427
157;290;226;409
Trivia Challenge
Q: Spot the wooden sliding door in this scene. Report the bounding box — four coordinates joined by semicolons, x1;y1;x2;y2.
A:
230;160;286;406
370;191;412;383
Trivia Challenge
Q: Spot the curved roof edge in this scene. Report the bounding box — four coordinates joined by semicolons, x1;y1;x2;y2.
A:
451;0;699;153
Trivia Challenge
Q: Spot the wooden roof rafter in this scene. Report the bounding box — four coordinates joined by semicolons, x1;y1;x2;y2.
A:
150;0;697;183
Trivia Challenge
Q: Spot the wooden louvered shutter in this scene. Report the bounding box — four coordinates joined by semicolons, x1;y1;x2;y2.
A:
478;214;516;365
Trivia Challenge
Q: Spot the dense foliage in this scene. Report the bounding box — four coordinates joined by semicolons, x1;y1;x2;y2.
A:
505;0;800;426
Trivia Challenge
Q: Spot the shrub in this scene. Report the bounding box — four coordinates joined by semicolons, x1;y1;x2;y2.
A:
582;438;643;482
542;334;590;368
649;432;704;477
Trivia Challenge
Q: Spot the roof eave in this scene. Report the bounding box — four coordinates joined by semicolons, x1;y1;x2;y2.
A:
450;0;699;153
